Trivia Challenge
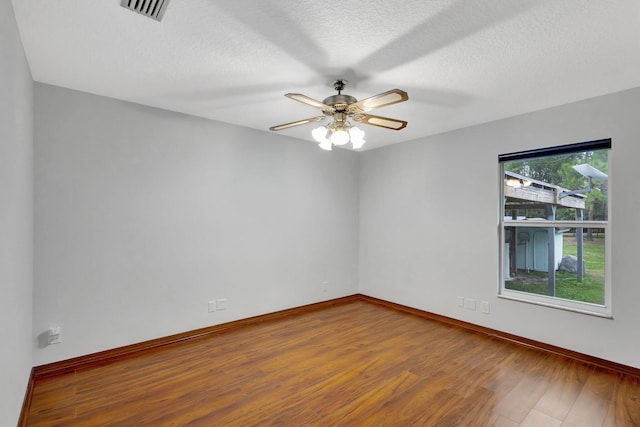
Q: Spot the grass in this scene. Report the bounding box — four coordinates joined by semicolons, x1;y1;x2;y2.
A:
505;236;605;304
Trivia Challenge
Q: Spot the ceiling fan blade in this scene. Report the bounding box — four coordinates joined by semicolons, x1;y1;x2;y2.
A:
269;116;326;131
353;113;407;130
285;93;335;113
347;89;408;113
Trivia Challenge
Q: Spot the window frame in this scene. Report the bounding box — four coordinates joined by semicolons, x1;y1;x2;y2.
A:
498;140;612;318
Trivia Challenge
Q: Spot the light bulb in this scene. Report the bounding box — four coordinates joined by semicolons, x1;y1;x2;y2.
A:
312;126;328;143
331;130;350;146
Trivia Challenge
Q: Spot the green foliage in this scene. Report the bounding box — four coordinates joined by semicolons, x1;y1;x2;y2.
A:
504;237;605;304
564;235;605;272
505;271;604;305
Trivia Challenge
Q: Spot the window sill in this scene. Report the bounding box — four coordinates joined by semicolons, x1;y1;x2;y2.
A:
497;292;613;319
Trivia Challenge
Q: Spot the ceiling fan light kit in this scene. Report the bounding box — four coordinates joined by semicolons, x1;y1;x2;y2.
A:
270;80;408;151
312;111;366;151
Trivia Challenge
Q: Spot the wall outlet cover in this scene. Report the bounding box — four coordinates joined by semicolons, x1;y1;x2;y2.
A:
481;301;490;314
216;298;228;310
48;326;62;344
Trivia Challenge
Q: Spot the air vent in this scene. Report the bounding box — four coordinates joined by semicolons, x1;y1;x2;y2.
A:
120;0;170;22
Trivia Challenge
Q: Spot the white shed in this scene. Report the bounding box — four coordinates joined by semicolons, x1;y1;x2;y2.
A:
513;226;565;272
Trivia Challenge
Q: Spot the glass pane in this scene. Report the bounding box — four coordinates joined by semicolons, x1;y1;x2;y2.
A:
503;149;608;222
504;227;605;305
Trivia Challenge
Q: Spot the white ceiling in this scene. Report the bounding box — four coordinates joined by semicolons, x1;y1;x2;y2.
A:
11;0;640;151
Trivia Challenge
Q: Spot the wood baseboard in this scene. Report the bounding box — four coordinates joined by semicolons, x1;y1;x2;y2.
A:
32;295;360;380
31;294;640;380
22;293;639;424
358;294;640;379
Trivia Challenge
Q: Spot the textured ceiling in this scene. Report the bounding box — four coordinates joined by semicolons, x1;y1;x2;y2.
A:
11;0;640;151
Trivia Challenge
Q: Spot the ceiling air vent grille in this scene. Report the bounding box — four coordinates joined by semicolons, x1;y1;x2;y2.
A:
121;0;170;22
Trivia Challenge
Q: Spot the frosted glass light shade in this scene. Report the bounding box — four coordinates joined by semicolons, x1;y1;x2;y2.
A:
312;126;328;143
331;130;350;145
318;139;332;150
351;137;366;149
349;127;365;149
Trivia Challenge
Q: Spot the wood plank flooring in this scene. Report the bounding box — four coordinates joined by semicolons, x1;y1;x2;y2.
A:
25;300;640;426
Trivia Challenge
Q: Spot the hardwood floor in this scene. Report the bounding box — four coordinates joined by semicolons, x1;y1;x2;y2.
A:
25;300;640;426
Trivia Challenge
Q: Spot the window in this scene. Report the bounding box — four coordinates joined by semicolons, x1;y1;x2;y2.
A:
499;139;611;317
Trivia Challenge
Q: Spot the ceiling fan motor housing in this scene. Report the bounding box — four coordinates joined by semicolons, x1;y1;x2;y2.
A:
322;94;357;115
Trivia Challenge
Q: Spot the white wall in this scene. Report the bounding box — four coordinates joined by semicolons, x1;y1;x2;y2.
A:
0;0;34;425
33;84;360;365
359;87;640;369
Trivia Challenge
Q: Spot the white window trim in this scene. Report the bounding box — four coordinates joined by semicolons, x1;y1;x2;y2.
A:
498;165;612;318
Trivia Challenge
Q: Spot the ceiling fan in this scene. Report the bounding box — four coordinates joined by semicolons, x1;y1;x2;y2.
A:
269;80;408;150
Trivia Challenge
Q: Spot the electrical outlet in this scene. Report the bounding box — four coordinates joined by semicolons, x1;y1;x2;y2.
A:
464;298;476;311
322;281;328;292
481;301;490;314
208;301;216;313
456;296;464;307
48;326;62;345
216;298;228;310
